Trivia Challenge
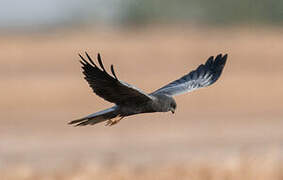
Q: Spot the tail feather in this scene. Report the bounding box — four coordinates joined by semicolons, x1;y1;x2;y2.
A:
69;106;118;126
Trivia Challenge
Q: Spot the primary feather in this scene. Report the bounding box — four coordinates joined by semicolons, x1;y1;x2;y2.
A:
152;54;227;96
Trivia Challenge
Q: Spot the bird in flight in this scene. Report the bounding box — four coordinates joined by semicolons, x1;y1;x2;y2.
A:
69;52;227;126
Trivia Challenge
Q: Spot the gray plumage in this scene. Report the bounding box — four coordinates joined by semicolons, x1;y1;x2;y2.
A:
69;52;227;126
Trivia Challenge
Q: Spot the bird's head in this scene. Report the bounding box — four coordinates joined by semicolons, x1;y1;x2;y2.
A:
169;99;177;114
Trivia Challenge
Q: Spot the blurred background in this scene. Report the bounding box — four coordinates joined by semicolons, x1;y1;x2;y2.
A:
1;0;283;179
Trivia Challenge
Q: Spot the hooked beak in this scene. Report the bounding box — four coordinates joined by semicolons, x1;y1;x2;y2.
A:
170;109;175;114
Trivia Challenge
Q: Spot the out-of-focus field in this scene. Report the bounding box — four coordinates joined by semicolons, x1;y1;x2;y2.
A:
1;26;283;179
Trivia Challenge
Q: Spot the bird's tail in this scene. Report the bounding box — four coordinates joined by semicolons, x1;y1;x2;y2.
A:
69;106;119;126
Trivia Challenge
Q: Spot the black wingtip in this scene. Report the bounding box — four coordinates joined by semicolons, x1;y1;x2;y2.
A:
205;56;214;66
97;53;106;72
216;54;222;59
222;54;228;61
78;53;89;66
215;53;227;67
202;53;228;81
206;53;228;66
79;60;85;66
78;53;86;62
85;51;96;66
110;64;118;80
222;54;228;65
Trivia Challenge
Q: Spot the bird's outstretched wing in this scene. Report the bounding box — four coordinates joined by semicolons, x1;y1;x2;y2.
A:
152;54;227;96
79;52;153;105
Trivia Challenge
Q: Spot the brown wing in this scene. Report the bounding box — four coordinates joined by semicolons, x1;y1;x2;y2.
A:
79;52;153;106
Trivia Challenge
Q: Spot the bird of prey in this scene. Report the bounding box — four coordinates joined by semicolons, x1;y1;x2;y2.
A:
69;52;227;126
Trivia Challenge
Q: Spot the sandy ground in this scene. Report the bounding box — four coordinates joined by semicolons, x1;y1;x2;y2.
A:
1;26;283;179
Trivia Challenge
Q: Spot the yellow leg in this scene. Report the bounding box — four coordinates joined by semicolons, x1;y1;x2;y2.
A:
105;116;124;126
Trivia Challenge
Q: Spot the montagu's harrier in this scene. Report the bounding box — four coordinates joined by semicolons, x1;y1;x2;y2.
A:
69;52;227;126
